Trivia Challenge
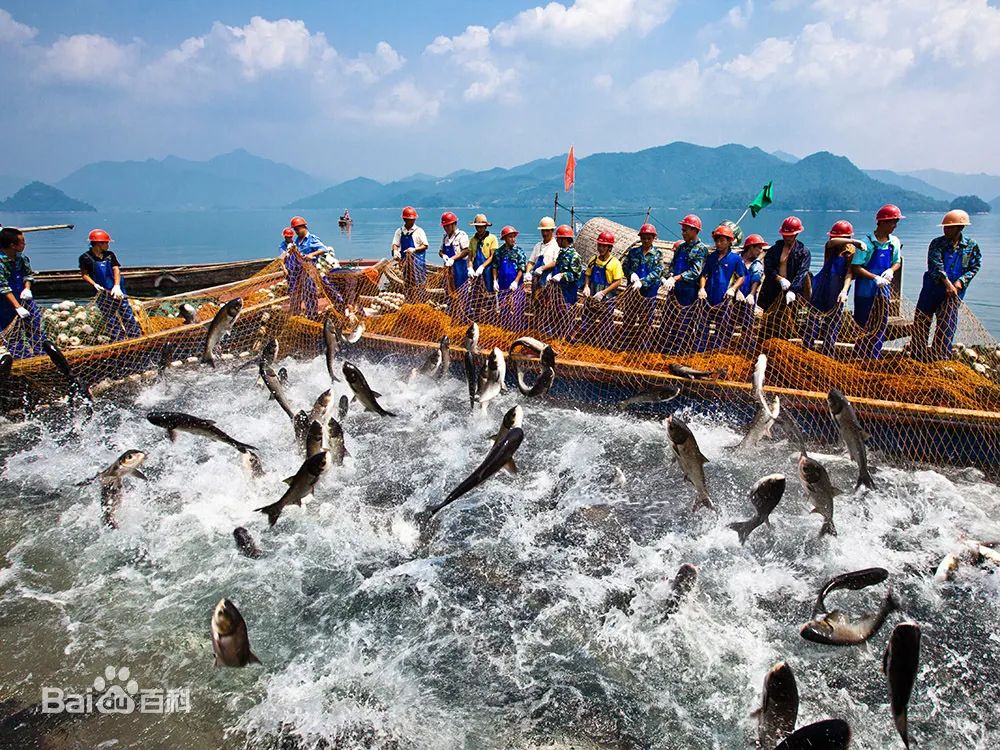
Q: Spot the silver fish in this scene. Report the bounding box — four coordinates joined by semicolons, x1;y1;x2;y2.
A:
774;719;851;750
305;419;325;459
147;410;258;458
309;388;334;425
343;361;396;417
322;317;342;382
100;479;124;529
437;335;451;380
798;453;840;537
464;348;478;409
728;473;785;544
884;622;921;749
337;394;349;421
211;598;261;667
412;347;442;382
233;527;263;559
261;365;296;420
827;388;875;489
813;568;889;615
668;363;725;380
753;661;799;749
476;349;503;411
738;395;781;450
464;322;480;355
618;385;681;408
254;450;328;526
800;589;899;645
326;416;347;465
201;297;243;366
663;563;698;616
667;416;713;511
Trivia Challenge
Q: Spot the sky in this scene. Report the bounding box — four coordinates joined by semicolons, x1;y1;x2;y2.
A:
2;0;999;184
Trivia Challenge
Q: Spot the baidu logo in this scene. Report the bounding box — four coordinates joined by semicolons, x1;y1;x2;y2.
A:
41;665;191;715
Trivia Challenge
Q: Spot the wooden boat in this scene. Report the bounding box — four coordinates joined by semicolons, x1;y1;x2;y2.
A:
33;257;273;298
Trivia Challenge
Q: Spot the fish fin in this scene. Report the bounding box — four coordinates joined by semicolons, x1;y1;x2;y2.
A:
372;390;382;398
168;429;178;443
248;651;262;665
254;499;284;527
133;469;149;481
503;459;518;474
727;519;755;545
693;494;715;513
819;518;838;537
856;470;876;490
282;476;296;485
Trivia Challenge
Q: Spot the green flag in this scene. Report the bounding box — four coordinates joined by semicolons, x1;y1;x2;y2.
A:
748;181;773;217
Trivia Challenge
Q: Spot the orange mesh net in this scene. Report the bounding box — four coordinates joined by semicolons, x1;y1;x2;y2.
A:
2;233;998;477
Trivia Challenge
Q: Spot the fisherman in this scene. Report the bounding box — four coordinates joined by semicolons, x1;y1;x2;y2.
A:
911;209;982;360
467;214;498;320
662;214;709;353
759;216;810;311
620;223;663;349
526;216;559;291
579;230;624;344
438;211;470;299
0;227;46;358
493;225;527;329
284;216;326;319
78;228;142;342
803;220;857;357
391;206;429;301
851;204;904;359
537;224;582;336
695;224;745;351
724;233;768;344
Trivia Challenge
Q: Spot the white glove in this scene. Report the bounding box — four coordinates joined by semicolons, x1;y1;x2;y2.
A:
582;286;591;298
509;281;518;291
745;293;755;306
533;266;545;276
785;291;796;305
19;288;32;301
550;272;564;282
111;284;124;299
779;277;791;291
474;266;485;277
881;268;894;282
725;286;737;298
392;249;401;260
631;278;642;291
697;288;708;300
837;292;848;305
735;290;745;302
630;273;640;285
332;259;341;269
15;306;29;320
593;290;606;301
92;282;104;293
405;247;415;254
874;275;890;288
444;257;454;268
664;277;676;292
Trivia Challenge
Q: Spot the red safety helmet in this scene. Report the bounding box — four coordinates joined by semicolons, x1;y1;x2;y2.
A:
875;204;905;222
88;228;112;243
290;216;308;229
500;225;519;239
679;214;702;231
638;223;657;237
828;220;853;238
282;227;295;239
711;225;735;240
555;224;574;239
597;230;615;245
440;211;458;227
401;206;418;220
779;216;804;236
742;233;769;250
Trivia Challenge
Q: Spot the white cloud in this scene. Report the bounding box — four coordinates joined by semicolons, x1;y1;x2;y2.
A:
220;16;334;80
0;8;36;44
42;34;139;83
364;80;440;126
631;60;703;109
425;25;518;102
426;25;490;55
493;0;678;47
704;43;720;61
345;41;405;83
722;37;794;80
794;22;913;86
593;73;613;89
726;0;754;28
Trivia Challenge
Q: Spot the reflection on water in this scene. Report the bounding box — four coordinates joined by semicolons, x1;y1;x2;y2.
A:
0;351;999;748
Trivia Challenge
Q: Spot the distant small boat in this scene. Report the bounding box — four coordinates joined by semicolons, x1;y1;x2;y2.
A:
338;212;352;227
34;257;273;297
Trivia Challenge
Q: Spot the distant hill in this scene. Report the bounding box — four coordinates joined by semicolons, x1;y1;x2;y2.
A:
771;150;799;163
290;142;949;213
992;195;1000;211
864;170;955;201
0;181;96;212
902;169;1000;203
57;149;326;210
0;174;31;201
949;195;991;214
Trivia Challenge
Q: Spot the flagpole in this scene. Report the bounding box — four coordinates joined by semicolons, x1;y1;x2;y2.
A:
553;192;558;223
734;207;751;227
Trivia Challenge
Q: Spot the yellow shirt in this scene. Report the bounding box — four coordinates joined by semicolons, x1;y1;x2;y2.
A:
470;233;498;263
586;255;625;287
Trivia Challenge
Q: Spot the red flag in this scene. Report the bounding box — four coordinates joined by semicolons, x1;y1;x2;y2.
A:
563;145;575;192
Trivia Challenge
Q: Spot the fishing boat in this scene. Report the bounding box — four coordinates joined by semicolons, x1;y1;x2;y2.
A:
34;257;273;297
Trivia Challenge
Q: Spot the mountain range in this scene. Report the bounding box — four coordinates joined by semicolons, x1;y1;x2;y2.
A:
0;182;95;212
0;144;997;212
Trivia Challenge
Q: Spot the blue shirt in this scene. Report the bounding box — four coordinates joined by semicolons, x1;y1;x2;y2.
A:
927;234;981;288
0;253;34;295
701;249;745;303
852;233;901;269
295;232;328;257
670;240;709;283
764;239;810;292
738;255;764;295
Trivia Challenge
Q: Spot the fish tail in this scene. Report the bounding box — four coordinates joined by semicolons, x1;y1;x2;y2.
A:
727;519;758;545
692;492;716;513
856;468;876;490
819;518;838;537
254;499;284;527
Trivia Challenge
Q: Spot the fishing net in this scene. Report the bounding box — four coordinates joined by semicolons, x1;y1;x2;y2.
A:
2;223;998;477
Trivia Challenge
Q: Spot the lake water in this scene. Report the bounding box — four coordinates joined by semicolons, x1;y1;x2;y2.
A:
2;206;998;336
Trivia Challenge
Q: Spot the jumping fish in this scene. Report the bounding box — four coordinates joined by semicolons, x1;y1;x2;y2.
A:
798;453;840;537
800;589;899;646
884;621;921;748
326;416;347;465
668;363;726;380
437;335;451;380
666;416;713;511
147;410;259;464
201;298;243;366
337;394;349;421
753;661;799;749
827;388;875;489
233;527;263;559
254;450;328;526
261;365;296;420
210;598;261;667
305;419;325;459
813;568;889;615
738;395;781;450
662;563;698;616
618;384;681;408
343;361;396;417
774;719;851;750
322;317;343;382
728;473;785;544
41;341;92;402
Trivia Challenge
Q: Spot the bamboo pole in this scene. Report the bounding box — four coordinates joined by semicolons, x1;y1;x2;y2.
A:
17;224;75;233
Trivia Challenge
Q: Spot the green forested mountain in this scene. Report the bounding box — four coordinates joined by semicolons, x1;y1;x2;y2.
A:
0;181;96;212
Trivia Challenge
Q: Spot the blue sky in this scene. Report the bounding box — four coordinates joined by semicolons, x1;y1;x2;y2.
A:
2;1;999;183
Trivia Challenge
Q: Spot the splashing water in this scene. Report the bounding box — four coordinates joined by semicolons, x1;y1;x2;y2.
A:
1;351;999;749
